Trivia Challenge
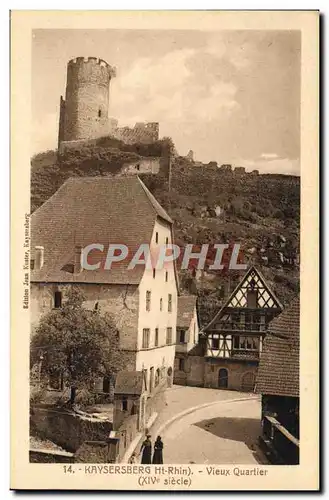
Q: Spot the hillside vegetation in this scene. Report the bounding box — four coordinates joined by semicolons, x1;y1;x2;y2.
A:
31;139;300;326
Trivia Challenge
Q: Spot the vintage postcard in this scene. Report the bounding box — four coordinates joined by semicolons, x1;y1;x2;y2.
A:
11;10;319;491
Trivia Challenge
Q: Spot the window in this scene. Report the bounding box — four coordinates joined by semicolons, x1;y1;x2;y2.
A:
30;259;35;270
193;322;197;343
146;291;151;311
153;269;156;279
143;369;148;391
166;327;172;345
179;329;185;344
231;313;240;329
155;368;160;387
211;337;220;350
252;313;261;331
98;109;102;118
54;291;62;309
122;396;128;412
155;328;159;347
165;237;169;244
233;336;259;351
165;271;168;282
149;367;154;392
155;232;159;243
168;294;172;313
179;358;185;371
136;164;140;171
142;328;150;348
245;313;252;329
247;289;258;308
160;298;163;311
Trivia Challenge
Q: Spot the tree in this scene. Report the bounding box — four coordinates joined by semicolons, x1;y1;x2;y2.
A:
30;287;125;405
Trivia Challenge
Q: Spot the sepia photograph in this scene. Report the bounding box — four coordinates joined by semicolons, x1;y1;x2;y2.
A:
10;10;319;491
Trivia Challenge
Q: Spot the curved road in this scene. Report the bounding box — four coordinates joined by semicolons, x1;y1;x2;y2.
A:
160;398;265;464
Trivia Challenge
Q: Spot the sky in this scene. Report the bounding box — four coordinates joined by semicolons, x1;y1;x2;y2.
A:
32;29;301;174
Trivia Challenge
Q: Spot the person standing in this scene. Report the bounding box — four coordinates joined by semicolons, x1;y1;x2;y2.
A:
140;434;152;464
152;436;164;464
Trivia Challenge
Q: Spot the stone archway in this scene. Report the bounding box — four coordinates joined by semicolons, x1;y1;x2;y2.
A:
241;372;256;392
218;368;228;389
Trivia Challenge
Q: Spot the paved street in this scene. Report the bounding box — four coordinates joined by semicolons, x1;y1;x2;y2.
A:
150;386;265;465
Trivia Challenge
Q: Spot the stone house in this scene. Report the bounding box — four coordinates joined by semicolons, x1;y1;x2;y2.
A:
111;371;144;462
30;176;179;432
121;157;161;175
174;296;200;385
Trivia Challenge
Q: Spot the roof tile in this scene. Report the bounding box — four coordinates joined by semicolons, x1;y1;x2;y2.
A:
255;297;300;397
30;176;172;284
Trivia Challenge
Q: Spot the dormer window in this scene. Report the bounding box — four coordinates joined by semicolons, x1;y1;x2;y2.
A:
98;109;102;118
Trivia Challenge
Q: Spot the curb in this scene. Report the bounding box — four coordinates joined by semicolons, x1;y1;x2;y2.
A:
121;394;259;463
154;395;259;438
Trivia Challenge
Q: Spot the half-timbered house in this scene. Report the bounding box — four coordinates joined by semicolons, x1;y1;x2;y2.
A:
202;266;283;392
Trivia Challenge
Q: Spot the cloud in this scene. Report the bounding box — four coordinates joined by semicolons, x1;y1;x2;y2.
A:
238;156;300;175
32;113;58;155
110;47;239;127
260;153;280;160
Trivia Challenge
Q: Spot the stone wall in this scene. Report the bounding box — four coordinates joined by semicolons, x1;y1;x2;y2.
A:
30;405;113;453
204;359;258;391
115;410;140;462
174;355;205;387
113;123;159;145
29;449;74;463
30;283;140;355
74;441;114;463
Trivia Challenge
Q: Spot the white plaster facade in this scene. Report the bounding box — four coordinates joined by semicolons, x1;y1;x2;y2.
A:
31;216;178;395
176;307;199;354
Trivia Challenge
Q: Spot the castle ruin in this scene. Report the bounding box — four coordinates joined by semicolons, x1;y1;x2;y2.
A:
58;57;159;152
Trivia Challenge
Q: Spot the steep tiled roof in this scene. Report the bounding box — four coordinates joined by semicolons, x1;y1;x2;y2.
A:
114;371;143;395
30;176;172;284
177;295;197;328
255;297;300;397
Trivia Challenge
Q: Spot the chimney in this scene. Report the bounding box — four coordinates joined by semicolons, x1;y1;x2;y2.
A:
74;246;82;274
35;246;44;270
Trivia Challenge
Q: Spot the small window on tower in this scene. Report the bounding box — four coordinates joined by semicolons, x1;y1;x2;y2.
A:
98;109;102;118
54;291;62;309
122;396;128;412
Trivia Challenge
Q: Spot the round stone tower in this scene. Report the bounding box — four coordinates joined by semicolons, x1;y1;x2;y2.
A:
58;57;116;144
